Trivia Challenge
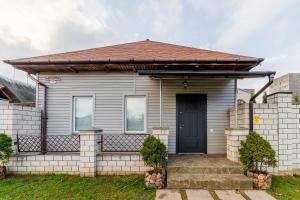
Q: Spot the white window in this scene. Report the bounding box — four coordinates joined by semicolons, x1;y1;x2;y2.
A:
125;96;146;133
73;96;93;132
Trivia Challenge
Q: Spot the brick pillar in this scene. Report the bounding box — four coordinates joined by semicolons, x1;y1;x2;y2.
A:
79;130;102;177
268;91;296;175
152;127;169;151
225;128;249;162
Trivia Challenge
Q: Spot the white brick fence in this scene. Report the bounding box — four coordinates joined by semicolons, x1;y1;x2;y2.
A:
0;102;41;152
228;91;300;175
0;101;169;176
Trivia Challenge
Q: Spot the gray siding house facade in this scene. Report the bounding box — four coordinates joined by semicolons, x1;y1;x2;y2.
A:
4;40;271;155
37;73;235;154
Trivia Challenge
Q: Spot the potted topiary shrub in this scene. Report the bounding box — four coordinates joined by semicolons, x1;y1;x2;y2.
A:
140;135;167;189
0;133;13;179
239;131;277;190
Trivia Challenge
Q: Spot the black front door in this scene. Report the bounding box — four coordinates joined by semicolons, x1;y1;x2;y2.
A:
176;94;207;153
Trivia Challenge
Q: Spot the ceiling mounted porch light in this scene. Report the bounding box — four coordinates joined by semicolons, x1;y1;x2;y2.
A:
183;80;188;89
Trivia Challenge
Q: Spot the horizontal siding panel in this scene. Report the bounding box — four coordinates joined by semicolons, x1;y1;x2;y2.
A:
38;72;234;154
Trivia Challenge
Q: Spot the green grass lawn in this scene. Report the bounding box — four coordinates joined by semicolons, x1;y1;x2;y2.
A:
0;174;155;200
268;176;300;200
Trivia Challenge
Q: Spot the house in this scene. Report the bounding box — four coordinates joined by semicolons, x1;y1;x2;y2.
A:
3;40;283;189
4;40;272;154
237;88;254;103
270;73;300;102
0;75;35;106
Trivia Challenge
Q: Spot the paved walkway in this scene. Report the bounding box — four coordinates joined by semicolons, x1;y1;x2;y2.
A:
155;189;276;200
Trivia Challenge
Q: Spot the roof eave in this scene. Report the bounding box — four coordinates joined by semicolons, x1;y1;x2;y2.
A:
138;70;275;79
3;58;264;66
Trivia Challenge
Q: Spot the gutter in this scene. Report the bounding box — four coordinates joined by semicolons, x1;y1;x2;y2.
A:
3;58;264;65
27;73;48;154
249;73;275;131
138;70;275;78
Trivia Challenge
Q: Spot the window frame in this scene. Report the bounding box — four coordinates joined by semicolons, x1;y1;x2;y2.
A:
72;95;94;133
124;95;147;134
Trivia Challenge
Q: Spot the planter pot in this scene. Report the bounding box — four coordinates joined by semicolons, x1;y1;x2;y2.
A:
0;166;6;180
246;170;272;190
144;168;166;189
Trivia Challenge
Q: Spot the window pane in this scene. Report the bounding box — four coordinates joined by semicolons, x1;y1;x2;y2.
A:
74;97;93;131
126;97;145;132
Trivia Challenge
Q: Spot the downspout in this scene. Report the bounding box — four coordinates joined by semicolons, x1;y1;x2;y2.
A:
27;73;48;154
249;73;275;131
159;79;162;127
35;73;39;108
234;78;238;128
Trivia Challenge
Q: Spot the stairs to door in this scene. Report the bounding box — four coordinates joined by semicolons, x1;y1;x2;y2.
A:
167;154;253;190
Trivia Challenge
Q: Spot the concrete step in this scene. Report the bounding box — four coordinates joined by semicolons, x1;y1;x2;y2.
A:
167;165;243;174
167;172;253;190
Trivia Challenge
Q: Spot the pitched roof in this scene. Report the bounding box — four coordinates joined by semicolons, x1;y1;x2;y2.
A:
0;76;35;103
3;40;263;73
5;40;261;64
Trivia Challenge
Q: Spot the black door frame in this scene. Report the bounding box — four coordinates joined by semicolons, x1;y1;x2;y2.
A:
176;93;207;154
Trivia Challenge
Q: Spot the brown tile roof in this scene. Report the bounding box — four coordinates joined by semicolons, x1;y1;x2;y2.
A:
5;40;262;64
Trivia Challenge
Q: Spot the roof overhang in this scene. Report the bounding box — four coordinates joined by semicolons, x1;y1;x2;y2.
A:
138;70;276;79
0;86;20;103
3;58;263;74
3;58;263;65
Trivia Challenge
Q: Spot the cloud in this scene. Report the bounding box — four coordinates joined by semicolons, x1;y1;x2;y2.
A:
49;20;120;53
0;0;122;83
262;48;300;76
0;34;41;84
185;0;236;18
214;0;297;51
0;0;117;52
239;46;300;102
138;0;183;39
1;0;299;87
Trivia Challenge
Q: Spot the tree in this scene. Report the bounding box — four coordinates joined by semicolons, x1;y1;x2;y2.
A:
140;135;167;171
262;92;268;103
239;131;277;172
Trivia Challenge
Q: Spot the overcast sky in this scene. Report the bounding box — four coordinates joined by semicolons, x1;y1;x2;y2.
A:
1;0;300;95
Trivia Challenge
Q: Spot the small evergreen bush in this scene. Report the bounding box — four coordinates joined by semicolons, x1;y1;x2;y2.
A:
0;133;13;166
239;131;276;172
140;135;167;171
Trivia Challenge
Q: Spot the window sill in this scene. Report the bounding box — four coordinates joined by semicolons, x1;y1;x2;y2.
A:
124;132;149;135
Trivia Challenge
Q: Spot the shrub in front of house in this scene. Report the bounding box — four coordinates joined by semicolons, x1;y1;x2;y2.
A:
239;131;277;190
0;133;13;179
140;135;167;189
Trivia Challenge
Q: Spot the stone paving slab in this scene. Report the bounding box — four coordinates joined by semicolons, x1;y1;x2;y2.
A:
155;189;277;200
244;190;276;200
214;190;245;200
186;189;214;200
156;189;182;200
